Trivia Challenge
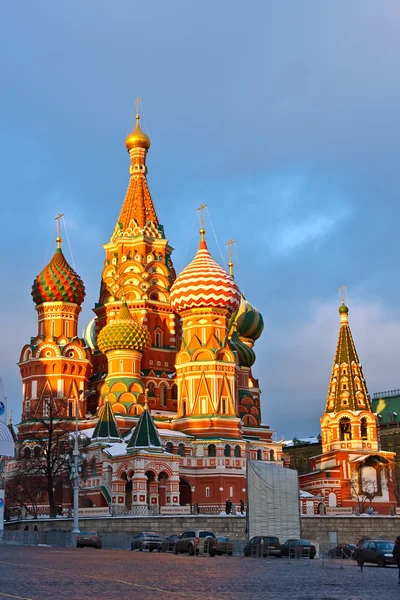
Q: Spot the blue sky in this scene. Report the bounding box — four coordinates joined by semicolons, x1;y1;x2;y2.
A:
1;1;400;439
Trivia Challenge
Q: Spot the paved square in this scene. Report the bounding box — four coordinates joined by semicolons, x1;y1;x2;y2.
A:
0;545;398;600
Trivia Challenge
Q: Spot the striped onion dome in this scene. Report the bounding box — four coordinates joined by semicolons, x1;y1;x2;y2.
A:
82;318;96;350
170;234;241;314
235;296;264;341
32;246;85;306
229;330;256;368
97;300;151;354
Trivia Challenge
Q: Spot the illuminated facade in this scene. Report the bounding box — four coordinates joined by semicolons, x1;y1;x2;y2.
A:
299;302;397;514
14;112;283;514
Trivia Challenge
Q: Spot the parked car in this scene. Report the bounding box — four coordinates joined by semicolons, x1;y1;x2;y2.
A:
77;531;102;549
162;534;181;552
281;539;316;559
131;532;163;552
209;536;233;556
243;536;282;557
354;536;384;552
173;530;216;555
328;544;355;559
353;539;396;567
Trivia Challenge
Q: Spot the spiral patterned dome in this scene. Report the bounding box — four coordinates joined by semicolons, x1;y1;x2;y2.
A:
229;330;256;368
32;247;85;306
97;301;152;354
235;296;264;340
170;235;241;314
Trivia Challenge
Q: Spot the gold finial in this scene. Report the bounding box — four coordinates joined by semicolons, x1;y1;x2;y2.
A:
226;239;236;277
125;98;150;151
196;204;208;240
55;212;64;249
144;388;149;411
339;285;346;305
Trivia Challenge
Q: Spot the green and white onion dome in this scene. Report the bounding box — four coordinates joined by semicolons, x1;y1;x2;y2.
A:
97;301;151;354
235;296;264;341
229;330;256;368
82;318;96;350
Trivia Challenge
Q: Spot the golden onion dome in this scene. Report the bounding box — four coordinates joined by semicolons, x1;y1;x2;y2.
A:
97;300;151;354
125;115;151;151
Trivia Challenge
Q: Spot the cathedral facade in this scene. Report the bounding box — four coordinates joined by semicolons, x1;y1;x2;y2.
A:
15;112;283;515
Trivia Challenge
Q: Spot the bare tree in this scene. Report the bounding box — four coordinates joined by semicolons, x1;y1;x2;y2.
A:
350;477;378;514
9;399;71;518
5;473;45;519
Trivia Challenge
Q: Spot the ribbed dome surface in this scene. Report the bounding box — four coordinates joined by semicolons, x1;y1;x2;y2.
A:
31;248;85;306
97;302;151;353
170;238;240;314
230;330;256;368
235;296;264;340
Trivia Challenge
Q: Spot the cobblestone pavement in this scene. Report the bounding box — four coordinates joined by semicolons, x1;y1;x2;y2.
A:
0;546;399;600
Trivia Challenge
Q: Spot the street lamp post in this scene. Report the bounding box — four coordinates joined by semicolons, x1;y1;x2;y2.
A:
70;389;94;534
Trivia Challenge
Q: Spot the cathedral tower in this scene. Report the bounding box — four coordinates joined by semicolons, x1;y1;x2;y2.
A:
170;225;242;437
90;109;179;418
321;301;379;454
19;228;92;429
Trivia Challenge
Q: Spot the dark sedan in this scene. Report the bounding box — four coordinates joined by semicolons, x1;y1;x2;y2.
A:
244;536;282;557
281;539;316;559
209;536;233;556
328;544;355;559
354;539;395;567
162;534;181;552
77;531;102;549
131;532;163;552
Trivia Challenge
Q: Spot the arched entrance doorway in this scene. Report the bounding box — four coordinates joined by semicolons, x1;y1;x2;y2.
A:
145;470;157;510
158;472;169;507
121;471;134;510
179;477;192;506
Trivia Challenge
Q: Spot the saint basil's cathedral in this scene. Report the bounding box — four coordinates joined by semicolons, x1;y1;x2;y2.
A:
16;112;282;514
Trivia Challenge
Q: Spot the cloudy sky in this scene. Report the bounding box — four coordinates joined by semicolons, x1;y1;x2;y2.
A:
1;1;400;439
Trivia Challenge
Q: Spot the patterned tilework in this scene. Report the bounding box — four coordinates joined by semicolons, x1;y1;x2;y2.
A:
170;239;241;314
31;248;85;306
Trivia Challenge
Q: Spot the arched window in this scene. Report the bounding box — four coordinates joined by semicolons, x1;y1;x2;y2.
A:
24;447;31;460
269;450;275;461
224;444;231;457
34;446;41;459
234;445;241;458
159;384;167;406
147;382;156;398
360;417;368;440
154;329;163;347
171;384;178;400
340;417;352;441
208;444;216;457
177;443;185;457
257;449;262;461
166;442;173;453
90;462;97;476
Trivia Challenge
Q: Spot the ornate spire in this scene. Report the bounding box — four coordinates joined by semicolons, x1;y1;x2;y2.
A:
325;301;372;414
91;398;122;444
113;101;159;238
126;404;163;452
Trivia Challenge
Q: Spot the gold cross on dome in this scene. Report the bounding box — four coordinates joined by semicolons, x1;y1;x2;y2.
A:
196;204;208;229
55;212;64;237
226;239;236;277
339;285;347;304
134;97;142;117
55;213;64;248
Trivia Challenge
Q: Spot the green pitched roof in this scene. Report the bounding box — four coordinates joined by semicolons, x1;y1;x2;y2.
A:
126;406;163;452
92;400;121;443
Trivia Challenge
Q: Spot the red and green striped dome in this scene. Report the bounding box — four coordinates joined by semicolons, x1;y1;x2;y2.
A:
32;248;85;306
